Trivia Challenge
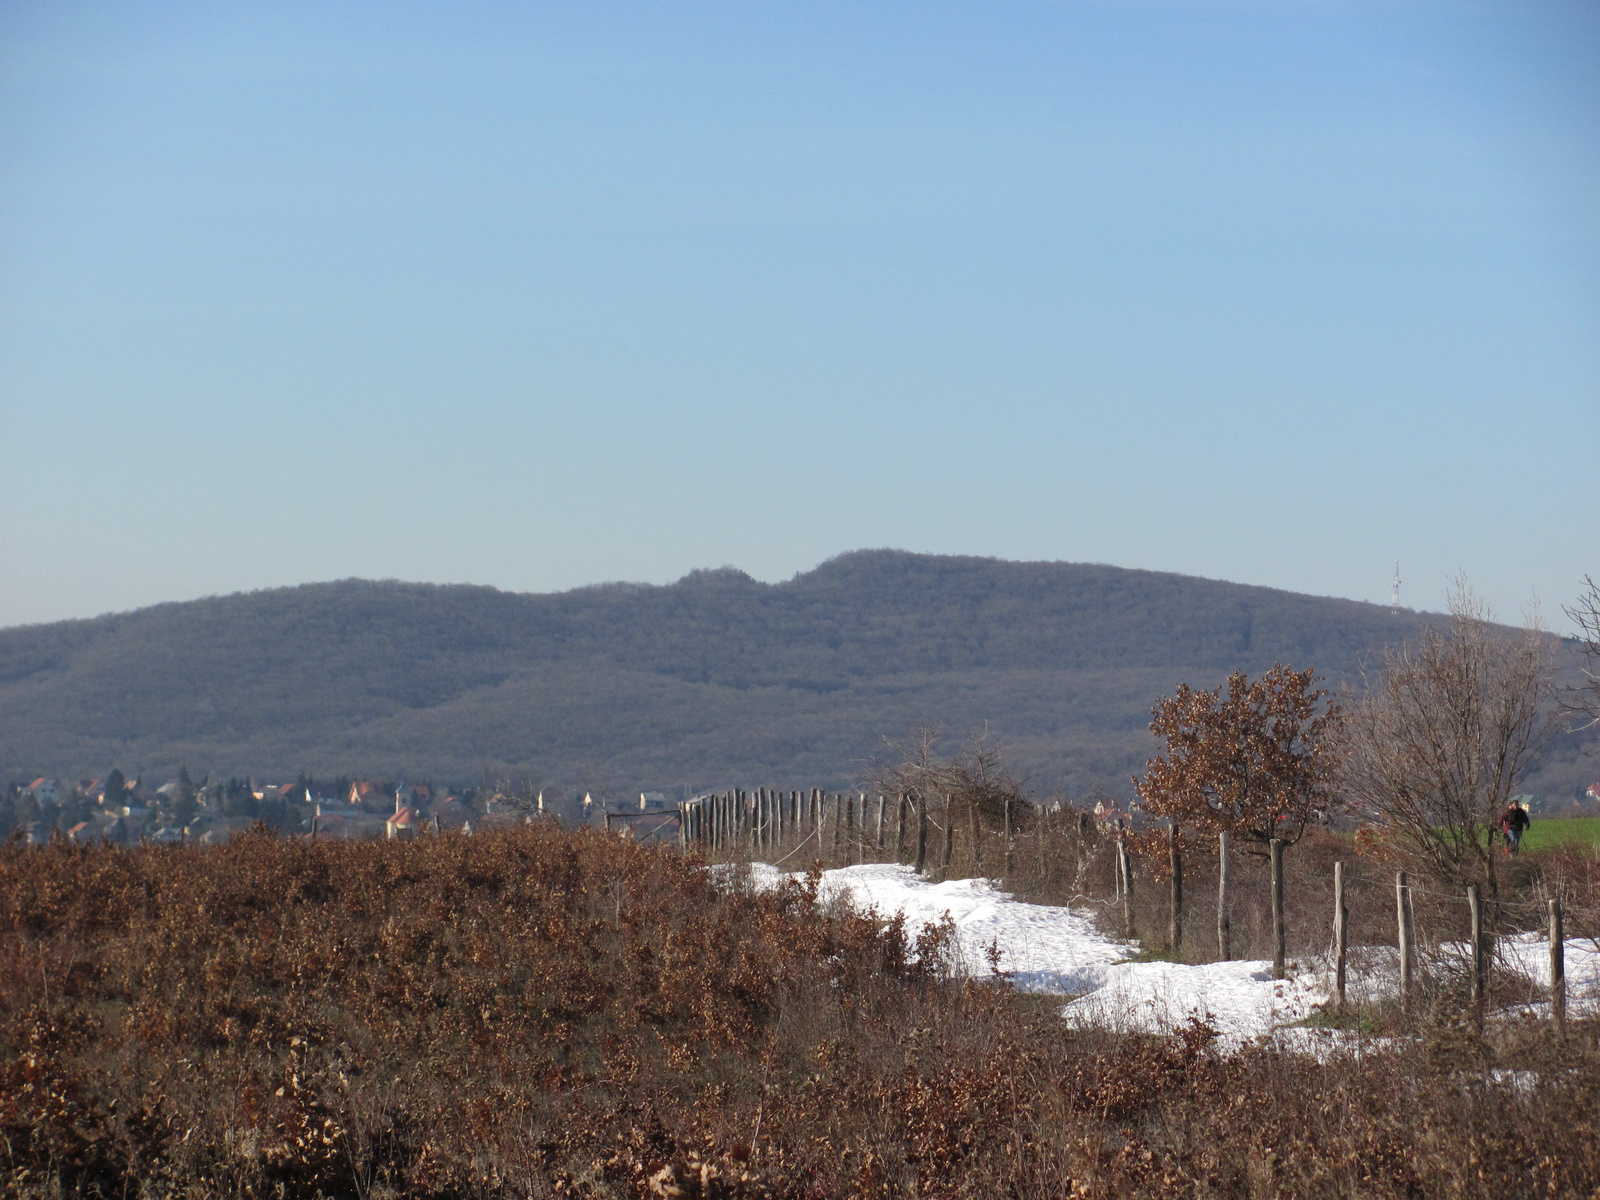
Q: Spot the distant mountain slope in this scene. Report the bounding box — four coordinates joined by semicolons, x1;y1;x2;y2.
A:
1;549;1564;799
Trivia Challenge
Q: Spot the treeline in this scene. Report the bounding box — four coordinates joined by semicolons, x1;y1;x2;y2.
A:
0;552;1441;792
1;550;1593;802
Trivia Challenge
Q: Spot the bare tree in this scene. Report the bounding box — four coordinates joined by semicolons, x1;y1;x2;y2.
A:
1341;582;1554;898
1561;574;1600;731
871;723;1028;874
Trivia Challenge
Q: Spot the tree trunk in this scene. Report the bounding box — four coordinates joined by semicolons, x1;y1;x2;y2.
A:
914;795;928;873
1270;838;1285;980
1169;824;1183;954
1216;830;1231;961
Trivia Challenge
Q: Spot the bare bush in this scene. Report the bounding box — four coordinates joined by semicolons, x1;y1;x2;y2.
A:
871;724;1030;877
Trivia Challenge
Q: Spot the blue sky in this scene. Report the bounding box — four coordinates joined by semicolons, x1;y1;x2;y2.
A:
2;0;1596;630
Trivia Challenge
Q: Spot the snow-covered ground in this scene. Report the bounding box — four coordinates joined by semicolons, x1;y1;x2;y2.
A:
753;862;1132;995
742;862;1600;1051
746;863;1327;1048
1485;930;1600;1021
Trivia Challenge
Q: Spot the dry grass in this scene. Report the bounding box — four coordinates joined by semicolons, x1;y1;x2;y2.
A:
3;825;1600;1198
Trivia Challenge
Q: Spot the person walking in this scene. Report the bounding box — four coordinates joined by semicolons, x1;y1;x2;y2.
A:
1499;800;1531;854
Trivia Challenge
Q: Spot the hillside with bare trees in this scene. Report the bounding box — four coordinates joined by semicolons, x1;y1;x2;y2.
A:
1;551;1591;801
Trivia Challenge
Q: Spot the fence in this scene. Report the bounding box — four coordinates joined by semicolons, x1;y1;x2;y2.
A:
677;788;922;871
1336;864;1585;1036
668;791;1588;1034
673;787;1075;877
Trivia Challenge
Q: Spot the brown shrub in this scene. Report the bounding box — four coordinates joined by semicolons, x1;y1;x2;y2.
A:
1;826;1598;1198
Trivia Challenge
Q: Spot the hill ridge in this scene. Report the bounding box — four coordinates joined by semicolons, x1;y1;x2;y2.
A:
6;549;1563;802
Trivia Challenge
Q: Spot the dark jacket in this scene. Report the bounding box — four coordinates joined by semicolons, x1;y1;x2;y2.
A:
1501;806;1531;834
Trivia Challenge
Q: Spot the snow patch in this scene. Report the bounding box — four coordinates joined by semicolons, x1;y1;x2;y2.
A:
746;863;1327;1048
739;862;1600;1050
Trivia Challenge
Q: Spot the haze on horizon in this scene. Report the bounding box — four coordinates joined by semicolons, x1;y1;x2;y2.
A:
2;1;1596;633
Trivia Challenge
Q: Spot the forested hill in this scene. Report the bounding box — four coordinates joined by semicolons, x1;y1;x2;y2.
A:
0;550;1483;798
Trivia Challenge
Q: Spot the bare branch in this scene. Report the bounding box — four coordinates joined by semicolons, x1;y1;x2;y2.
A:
1561;574;1600;731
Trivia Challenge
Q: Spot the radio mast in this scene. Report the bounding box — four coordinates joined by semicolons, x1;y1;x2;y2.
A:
1391;561;1401;614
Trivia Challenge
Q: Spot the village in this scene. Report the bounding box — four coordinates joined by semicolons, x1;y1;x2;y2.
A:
0;773;693;847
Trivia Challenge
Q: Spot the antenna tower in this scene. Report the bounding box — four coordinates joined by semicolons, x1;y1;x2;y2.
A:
1391;561;1401;614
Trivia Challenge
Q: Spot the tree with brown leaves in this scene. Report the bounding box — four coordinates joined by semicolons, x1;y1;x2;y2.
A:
1135;664;1342;849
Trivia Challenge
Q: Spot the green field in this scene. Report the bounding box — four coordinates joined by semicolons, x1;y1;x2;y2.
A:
1523;816;1600;852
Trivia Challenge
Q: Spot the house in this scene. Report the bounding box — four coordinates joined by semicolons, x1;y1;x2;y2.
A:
433;799;474;831
386;807;420;839
349;781;389;810
24;779;60;806
75;779;102;800
639;791;669;812
1586;784;1600;805
65;821;92;843
608;811;681;845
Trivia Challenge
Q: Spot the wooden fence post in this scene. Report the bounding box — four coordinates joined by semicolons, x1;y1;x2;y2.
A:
1468;884;1485;1015
895;794;907;861
968;796;982;874
876;794;886;852
1550;898;1565;1036
941;795;954;870
1169;824;1183;955
1396;871;1413;1011
1333;861;1347;1011
1117;837;1135;939
1217;830;1231;962
846;794;857;865
915;795;928;873
1270;838;1285;980
1114;822;1124;901
1003;798;1013;879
